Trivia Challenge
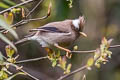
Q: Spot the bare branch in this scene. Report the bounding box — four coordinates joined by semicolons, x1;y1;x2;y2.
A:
71;50;96;53
0;0;35;14
15;56;47;64
10;63;39;80
72;45;120;54
0;11;50;33
26;0;44;17
14;44;120;64
0;0;51;33
19;68;39;80
109;45;120;48
57;65;87;80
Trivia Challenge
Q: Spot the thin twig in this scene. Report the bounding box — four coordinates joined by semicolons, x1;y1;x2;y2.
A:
27;15;49;21
15;56;47;64
10;63;39;80
57;65;87;80
20;68;39;80
0;0;51;33
0;13;50;33
0;20;24;33
82;74;86;80
26;0;44;17
0;0;35;14
57;54;101;80
71;45;120;54
14;45;120;64
109;45;120;48
71;50;96;53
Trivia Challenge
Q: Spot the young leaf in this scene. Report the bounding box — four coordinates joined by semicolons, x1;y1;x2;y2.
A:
0;33;17;52
3;12;14;25
87;58;94;67
73;45;78;50
5;45;15;58
58;56;67;70
66;0;73;8
52;59;57;67
3;0;16;6
0;52;4;61
0;16;18;39
64;64;72;74
4;72;25;80
0;70;8;80
0;2;10;8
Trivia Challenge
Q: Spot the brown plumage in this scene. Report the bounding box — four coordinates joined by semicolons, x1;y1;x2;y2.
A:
15;16;86;52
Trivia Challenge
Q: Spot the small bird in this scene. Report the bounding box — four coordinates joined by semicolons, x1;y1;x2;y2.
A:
15;16;87;53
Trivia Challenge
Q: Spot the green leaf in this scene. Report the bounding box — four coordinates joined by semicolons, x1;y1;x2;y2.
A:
4;12;14;25
94;48;100;60
0;33;17;52
0;52;5;65
52;60;57;67
4;72;25;80
73;45;78;50
56;50;60;58
58;56;66;70
64;64;72;74
5;46;15;58
66;0;73;8
0;2;10;8
0;15;18;39
0;52;4;61
3;0;16;6
95;62;100;68
101;37;107;45
87;58;94;67
0;70;8;79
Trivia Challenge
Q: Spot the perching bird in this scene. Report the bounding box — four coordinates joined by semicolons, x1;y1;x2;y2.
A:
15;16;87;53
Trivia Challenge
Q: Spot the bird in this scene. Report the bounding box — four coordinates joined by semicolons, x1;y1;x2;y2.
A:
15;16;87;53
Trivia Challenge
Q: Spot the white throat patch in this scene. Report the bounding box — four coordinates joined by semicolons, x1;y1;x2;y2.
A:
72;19;80;29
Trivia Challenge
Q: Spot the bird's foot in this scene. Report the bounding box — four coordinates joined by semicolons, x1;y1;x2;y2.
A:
54;43;72;58
66;51;72;59
54;43;71;53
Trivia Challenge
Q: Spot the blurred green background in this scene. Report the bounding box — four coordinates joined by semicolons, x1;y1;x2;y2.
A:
0;0;120;80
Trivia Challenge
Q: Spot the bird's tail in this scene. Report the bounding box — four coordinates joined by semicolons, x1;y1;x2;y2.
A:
15;38;29;45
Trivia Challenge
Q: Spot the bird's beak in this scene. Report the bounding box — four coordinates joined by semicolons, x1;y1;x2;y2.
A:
79;32;87;37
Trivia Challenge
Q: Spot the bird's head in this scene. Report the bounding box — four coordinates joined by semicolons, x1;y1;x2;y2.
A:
72;16;87;37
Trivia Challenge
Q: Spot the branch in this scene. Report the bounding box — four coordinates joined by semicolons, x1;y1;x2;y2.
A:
71;50;95;53
26;0;44;17
57;65;87;80
0;0;51;33
57;51;102;80
14;44;120;64
15;56;47;64
0;0;35;14
109;45;120;48
19;68;39;80
10;63;39;80
71;45;120;54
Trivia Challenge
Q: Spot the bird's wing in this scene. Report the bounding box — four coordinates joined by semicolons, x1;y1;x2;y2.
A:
26;26;71;38
29;27;68;33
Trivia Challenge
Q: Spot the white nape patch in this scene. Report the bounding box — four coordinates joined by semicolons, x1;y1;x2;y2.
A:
72;19;80;29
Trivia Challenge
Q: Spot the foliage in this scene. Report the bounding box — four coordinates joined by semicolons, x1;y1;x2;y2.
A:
0;0;16;8
0;7;25;79
66;0;73;8
0;16;18;51
86;37;113;69
0;0;119;80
